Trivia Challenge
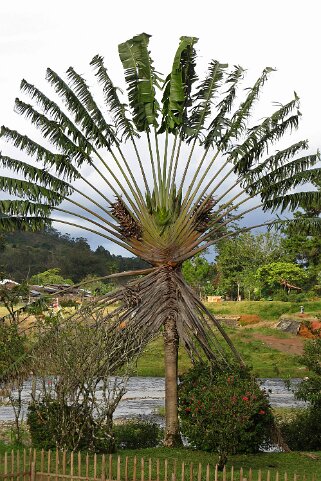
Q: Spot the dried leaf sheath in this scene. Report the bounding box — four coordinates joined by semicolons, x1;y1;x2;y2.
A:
0;267;241;387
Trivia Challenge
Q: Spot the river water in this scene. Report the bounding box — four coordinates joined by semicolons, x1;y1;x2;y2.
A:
0;377;305;422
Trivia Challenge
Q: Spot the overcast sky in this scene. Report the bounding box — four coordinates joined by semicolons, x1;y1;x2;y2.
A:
0;0;320;255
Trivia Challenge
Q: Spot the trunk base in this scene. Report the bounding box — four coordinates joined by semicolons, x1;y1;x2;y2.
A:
163;429;183;448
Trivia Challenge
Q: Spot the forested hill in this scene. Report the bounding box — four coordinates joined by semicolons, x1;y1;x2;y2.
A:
0;228;148;283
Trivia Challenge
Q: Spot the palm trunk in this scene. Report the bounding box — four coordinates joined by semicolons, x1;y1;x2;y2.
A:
163;316;182;447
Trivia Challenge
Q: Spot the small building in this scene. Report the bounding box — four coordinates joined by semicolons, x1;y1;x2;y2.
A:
207;295;223;303
0;279;19;289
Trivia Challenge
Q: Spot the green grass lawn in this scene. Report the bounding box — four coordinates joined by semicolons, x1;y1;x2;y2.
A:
1;444;320;480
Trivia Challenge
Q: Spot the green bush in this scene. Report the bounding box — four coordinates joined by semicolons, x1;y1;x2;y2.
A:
27;400;115;452
287;293;307;303
280;408;321;451
279;340;321;451
114;419;163;449
272;291;289;302
178;363;273;466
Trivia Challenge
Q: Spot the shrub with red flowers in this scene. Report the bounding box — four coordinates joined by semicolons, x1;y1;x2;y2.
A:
178;362;273;467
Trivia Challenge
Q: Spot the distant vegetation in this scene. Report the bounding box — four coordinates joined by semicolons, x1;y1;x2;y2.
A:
0;228;148;282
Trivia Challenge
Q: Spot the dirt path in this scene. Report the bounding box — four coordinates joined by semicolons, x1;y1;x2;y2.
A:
251;333;305;355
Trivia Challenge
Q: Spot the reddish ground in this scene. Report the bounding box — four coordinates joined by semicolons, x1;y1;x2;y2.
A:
251;333;305;355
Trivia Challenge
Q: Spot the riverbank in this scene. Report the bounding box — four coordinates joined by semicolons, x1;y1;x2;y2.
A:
0;377;306;423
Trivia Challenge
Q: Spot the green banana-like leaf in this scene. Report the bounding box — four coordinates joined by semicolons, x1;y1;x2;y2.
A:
159;36;198;134
118;33;160;132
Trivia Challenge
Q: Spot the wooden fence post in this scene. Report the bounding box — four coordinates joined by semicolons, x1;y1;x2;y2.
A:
30;462;36;481
0;449;318;481
101;455;106;481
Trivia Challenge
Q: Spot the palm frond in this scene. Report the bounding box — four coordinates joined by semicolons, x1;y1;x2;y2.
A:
244;140;309;182
245;153;320;195
219;67;275;149
185;60;228;143
204;65;245;148
0;215;51;233
20;79;96;155
263;190;321;213
0;199;52;217
90;54;138;141
0;154;76;192
66;66;117;146
273;216;321;235
159;36;198;134
14;99;92;173
118;33;160;132
46;68;109;149
0;176;68;203
230;95;301;174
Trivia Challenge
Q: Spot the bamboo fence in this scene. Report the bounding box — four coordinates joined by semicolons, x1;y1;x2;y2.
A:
0;449;317;481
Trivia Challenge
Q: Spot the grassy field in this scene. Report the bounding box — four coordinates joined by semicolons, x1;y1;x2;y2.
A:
136;330;305;378
204;300;321;321
138;299;321;377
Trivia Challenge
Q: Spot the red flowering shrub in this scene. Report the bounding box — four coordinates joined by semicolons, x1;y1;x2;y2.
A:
178;362;273;465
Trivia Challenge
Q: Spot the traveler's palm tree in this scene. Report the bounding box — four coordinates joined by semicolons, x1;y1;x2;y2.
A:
1;34;320;446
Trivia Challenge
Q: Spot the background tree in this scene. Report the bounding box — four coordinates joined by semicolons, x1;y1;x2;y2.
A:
0;228;147;283
182;254;216;298
256;261;307;296
79;274;115;295
0;33;319;446
0;280;29;322
215;232;284;299
29;268;73;285
280;180;321;294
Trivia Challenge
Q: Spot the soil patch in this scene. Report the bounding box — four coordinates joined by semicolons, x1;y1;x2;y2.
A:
251;333;305;355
